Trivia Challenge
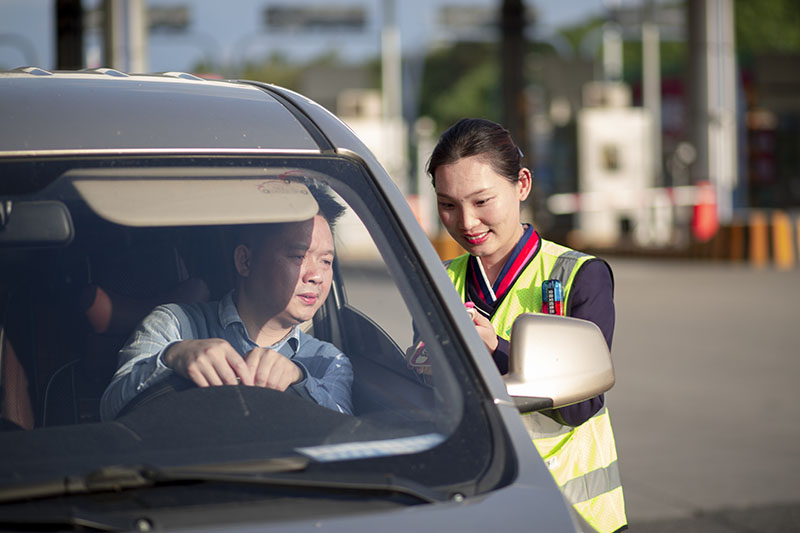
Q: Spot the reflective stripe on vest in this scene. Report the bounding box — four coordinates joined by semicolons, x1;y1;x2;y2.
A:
446;240;627;533
523;407;621;499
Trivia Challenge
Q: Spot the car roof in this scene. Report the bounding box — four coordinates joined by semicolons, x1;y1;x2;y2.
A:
0;68;334;155
0;67;418;246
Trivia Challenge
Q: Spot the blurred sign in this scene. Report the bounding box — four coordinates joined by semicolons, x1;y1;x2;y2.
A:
607;3;684;39
84;4;190;33
437;6;497;29
436;5;538;29
435;4;540;44
264;6;366;31
149;6;190;33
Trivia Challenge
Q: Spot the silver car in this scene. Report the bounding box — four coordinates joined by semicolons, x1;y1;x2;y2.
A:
0;68;613;532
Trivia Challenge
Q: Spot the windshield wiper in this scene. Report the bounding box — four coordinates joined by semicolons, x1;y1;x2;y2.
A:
231;470;449;503
0;468;448;533
0;457;448;506
0;455;309;504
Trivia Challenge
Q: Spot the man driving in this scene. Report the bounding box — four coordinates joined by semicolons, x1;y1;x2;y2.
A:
100;186;353;420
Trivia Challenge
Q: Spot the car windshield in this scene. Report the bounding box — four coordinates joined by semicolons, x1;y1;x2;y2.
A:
0;155;503;510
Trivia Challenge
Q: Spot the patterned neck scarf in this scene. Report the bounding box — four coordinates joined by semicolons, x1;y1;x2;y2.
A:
466;224;540;319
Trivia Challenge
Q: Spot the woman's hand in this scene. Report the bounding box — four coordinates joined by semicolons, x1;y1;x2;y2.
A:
468;307;498;353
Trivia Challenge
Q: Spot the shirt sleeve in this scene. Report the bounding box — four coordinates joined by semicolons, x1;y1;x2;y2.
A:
290;340;354;415
568;259;615;349
492;337;510;375
549;259;614;427
99;305;182;421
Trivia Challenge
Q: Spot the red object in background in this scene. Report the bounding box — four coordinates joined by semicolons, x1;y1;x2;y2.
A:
691;181;719;242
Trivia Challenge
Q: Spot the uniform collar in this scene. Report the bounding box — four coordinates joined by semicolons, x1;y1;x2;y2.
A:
467;224;540;312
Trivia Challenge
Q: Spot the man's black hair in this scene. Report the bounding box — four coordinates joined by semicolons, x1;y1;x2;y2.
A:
306;182;345;229
232;181;344;251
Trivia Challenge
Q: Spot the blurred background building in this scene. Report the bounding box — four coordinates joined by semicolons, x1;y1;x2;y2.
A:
2;0;799;263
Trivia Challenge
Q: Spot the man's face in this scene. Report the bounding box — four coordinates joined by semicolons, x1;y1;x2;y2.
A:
240;215;335;328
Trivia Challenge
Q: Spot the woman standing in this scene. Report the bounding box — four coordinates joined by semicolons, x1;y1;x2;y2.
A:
428;118;627;532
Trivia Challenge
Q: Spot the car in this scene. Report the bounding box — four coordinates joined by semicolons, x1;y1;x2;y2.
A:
0;67;614;532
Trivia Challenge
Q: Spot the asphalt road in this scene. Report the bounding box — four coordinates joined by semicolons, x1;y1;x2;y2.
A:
345;256;800;531
606;257;800;531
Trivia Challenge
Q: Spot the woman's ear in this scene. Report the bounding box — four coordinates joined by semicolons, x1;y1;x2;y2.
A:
517;167;532;201
233;244;252;277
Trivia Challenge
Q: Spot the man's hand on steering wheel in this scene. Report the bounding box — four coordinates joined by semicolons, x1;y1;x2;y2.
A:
163;338;254;387
245;347;303;392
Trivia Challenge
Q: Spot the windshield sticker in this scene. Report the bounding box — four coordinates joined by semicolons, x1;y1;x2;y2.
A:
296;433;445;462
256;179;309;195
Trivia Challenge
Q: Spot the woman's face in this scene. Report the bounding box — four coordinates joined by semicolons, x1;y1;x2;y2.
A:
434;155;531;269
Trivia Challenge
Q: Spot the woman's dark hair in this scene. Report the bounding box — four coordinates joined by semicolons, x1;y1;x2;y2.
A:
426;118;524;187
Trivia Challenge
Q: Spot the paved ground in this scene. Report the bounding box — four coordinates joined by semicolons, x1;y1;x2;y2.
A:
607;257;800;531
345;256;800;531
629;502;800;532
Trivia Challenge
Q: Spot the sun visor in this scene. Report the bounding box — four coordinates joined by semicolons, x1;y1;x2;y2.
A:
68;168;319;227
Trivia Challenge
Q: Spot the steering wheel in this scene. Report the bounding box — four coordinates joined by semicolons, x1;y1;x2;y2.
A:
115;372;309;419
115;373;195;418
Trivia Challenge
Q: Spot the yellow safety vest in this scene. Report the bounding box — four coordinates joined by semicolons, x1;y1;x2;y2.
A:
446;239;627;533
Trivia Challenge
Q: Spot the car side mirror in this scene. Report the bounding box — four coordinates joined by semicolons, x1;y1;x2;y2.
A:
502;313;615;414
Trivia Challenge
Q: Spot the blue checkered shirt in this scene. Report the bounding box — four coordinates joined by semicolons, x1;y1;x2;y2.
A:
100;291;353;420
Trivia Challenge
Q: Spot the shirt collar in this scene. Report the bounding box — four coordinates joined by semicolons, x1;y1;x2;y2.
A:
274;329;300;357
219;290;241;329
219;290;300;354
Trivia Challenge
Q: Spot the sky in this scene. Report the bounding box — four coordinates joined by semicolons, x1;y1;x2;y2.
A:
0;0;616;72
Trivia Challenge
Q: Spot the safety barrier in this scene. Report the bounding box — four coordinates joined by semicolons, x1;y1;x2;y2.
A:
543;185;799;269
431;232;465;262
692;209;799;270
429;210;800;270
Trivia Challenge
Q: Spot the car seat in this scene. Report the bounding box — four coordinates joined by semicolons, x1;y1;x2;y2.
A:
0;336;34;430
35;224;209;427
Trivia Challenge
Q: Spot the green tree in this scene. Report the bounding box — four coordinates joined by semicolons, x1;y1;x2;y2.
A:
735;0;800;55
734;0;800;70
239;52;302;89
418;42;501;132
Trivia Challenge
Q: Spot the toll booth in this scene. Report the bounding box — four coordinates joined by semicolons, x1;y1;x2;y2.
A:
576;82;658;247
